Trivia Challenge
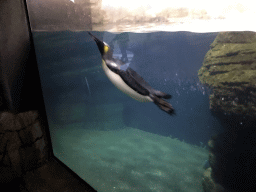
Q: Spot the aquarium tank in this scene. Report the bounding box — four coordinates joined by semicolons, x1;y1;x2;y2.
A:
27;0;256;191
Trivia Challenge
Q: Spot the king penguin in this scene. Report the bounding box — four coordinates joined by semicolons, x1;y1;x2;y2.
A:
88;32;175;115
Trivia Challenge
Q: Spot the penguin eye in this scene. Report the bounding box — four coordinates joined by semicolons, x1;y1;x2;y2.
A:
104;45;109;53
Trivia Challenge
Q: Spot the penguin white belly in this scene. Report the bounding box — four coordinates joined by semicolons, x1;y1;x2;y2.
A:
102;60;153;102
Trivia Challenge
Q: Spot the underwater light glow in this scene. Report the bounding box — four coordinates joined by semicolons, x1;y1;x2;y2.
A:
101;0;256;32
102;0;253;16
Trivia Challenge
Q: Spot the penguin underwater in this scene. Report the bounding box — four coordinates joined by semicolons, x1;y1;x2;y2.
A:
88;32;175;115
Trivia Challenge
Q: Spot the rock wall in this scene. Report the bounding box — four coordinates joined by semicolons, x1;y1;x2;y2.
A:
198;31;256;117
200;32;256;192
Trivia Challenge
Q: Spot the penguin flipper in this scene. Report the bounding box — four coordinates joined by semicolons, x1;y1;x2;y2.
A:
150;94;175;115
127;68;172;99
118;70;150;96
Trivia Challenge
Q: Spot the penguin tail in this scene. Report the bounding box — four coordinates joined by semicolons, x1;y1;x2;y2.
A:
150;94;175;115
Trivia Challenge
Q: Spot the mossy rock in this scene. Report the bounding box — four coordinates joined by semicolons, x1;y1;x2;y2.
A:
198;31;256;116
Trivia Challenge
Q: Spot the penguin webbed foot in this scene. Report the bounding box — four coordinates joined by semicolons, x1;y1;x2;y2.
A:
163;105;176;116
151;94;175;116
163;94;172;99
154;91;172;99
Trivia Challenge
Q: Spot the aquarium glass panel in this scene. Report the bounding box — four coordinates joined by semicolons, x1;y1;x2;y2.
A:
28;0;256;192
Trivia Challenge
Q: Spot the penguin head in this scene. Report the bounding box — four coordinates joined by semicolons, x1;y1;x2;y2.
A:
88;32;113;60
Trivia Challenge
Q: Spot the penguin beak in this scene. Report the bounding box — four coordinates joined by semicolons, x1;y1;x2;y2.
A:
88;32;105;56
88;32;98;42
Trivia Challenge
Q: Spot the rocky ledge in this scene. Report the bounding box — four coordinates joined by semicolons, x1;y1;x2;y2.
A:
198;31;256;117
